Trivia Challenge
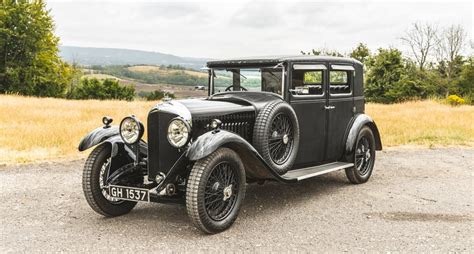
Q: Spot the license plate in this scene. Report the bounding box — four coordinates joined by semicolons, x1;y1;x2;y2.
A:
108;185;150;202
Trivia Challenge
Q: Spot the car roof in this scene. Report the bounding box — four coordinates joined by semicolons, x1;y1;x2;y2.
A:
207;55;362;68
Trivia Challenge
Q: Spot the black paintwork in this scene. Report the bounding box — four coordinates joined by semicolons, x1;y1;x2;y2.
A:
78;125;147;171
79;55;382;201
208;91;283;114
186;129;297;183
146;92;282;182
344;114;382;157
78;126;120;152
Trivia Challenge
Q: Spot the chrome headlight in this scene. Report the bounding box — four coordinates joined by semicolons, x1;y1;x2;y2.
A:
120;116;143;144
167;118;190;148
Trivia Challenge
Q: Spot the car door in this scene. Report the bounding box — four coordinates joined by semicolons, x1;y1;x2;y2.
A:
289;63;328;168
326;64;355;161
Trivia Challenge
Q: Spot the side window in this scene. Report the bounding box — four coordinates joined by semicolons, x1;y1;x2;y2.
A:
291;70;324;95
329;70;351;95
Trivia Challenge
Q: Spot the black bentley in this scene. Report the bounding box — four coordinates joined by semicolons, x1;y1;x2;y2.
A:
79;56;382;233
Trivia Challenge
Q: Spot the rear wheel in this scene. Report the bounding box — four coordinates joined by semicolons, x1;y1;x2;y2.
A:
186;148;246;234
82;144;137;216
345;126;376;184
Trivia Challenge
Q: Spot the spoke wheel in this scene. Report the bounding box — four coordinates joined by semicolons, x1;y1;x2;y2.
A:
186;148;246;234
82;144;137;217
98;158;122;204
355;136;372;176
345;126;376;184
268;113;294;165
253;101;300;175
204;162;240;221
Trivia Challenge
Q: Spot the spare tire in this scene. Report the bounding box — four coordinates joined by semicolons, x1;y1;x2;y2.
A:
253;101;300;175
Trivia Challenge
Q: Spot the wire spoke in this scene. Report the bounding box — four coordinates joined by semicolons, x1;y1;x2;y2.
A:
204;161;240;221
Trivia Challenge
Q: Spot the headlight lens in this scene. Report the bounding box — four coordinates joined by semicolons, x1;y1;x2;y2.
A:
167;118;190;148
120;116;142;144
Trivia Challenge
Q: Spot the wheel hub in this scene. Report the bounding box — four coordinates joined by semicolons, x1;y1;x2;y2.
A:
223;185;232;201
282;134;289;145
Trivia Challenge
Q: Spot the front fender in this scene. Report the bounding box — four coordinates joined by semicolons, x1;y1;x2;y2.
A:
78;125;147;160
78;126;120;152
186;130;259;161
186;130;289;181
344;114;382;159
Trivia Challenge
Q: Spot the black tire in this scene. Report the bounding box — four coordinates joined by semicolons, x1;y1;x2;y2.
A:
345;126;376;184
253;101;300;175
82;144;137;217
186;148;246;234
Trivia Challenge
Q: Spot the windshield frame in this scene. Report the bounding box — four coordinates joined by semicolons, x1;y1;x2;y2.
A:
209;64;285;98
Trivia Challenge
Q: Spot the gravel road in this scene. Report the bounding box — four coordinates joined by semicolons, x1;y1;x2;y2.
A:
1;148;472;252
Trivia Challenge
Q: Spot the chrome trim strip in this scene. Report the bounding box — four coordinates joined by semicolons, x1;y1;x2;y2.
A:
293;64;327;70
331;64;355;71
296;163;353;180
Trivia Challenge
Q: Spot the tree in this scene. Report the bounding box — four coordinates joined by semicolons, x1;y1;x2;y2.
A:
69;78;135;101
365;48;405;103
436;24;467;95
0;0;72;97
350;43;370;64
401;22;438;71
139;89;175;101
454;57;474;103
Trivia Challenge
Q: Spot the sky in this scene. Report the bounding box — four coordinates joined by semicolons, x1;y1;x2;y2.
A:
47;0;473;59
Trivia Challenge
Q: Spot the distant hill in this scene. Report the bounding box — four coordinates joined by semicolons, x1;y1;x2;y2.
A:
59;46;208;69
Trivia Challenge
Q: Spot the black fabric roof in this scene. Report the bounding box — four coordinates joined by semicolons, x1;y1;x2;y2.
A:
207;55;362;68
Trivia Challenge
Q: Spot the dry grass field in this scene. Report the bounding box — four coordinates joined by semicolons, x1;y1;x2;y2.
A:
0;95;473;164
366;100;474;147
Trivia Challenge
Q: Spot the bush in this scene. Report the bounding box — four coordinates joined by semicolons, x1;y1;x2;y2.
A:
68;78;135;101
139;90;175;101
447;95;465;106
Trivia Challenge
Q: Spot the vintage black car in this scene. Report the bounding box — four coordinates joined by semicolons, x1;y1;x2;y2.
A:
79;56;382;234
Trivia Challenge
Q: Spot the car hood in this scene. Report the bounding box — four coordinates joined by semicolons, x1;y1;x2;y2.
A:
175;92;283;118
178;98;255;118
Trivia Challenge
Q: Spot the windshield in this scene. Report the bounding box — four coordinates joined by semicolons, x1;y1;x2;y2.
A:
210;67;283;96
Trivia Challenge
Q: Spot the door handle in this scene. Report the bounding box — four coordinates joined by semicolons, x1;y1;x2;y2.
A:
324;105;335;110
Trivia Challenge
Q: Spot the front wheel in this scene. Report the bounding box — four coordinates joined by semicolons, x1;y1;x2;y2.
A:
82;144;137;217
186;148;246;234
345;126;376;184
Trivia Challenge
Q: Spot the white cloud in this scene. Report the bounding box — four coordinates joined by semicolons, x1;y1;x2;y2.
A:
46;0;473;58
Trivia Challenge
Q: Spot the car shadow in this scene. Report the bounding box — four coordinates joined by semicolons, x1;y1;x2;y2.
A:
241;172;349;219
114;172;349;229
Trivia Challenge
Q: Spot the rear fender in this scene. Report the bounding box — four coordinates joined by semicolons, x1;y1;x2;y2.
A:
344;114;382;161
186;130;282;180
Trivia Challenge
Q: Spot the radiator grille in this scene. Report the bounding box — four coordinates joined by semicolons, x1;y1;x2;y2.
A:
192;112;255;142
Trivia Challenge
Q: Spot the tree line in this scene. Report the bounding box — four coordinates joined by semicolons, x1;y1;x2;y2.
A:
302;23;473;104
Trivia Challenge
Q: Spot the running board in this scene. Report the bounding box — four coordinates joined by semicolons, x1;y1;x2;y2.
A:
281;162;354;181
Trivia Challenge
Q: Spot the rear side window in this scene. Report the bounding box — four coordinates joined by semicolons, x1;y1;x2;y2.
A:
329;70;351;95
291;70;324;95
